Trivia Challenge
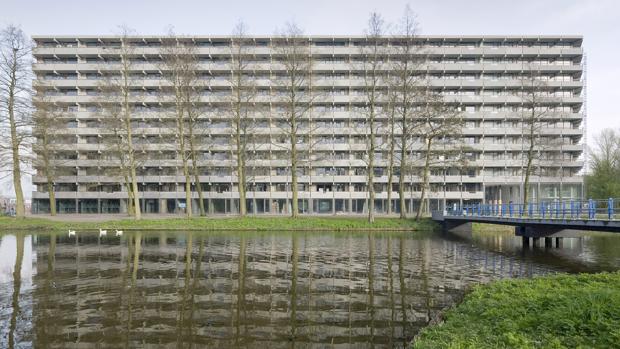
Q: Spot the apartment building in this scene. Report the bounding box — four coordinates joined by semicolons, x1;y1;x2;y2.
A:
30;35;584;215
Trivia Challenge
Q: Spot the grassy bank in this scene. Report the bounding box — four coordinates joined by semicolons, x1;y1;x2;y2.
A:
0;216;437;232
413;272;620;349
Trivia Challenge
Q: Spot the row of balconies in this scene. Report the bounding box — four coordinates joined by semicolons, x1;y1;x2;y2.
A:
32;45;583;57
42;110;586;121
41;142;585;152
37;94;585;105
34;87;583;102
40;157;583;168
31;61;584;73
49;126;585;137
32;77;584;91
31;173;583;185
31;190;486;200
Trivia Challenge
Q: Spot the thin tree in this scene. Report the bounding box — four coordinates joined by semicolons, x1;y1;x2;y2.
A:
160;33;206;217
415;89;464;219
0;25;30;218
227;20;258;216
519;67;550;208
185;91;207;216
31;97;70;216
390;6;424;218
385;88;398;215
98;26;142;219
358;12;387;223
273;22;314;218
98;100;137;216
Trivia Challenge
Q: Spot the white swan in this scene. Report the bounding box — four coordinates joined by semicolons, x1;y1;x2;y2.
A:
115;230;123;236
68;230;76;237
99;229;107;237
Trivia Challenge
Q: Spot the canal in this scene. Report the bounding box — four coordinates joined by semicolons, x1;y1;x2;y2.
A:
0;229;619;348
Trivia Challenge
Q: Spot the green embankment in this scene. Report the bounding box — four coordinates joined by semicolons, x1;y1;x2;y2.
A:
0;216;437;232
413;271;620;349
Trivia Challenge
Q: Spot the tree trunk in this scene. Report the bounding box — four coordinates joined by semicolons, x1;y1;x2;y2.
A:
416;140;432;220
368;126;376;224
291;128;299;218
129;166;141;220
7;52;25;217
235;113;247;216
523;112;536;211
46;181;56;216
123;176;135;216
386;108;396;216
175;94;191;218
123;72;141;220
190;148;205;216
399;138;407;219
237;157;246;216
182;161;192;218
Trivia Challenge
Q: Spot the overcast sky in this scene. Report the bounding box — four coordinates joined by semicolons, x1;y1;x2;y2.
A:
1;0;619;197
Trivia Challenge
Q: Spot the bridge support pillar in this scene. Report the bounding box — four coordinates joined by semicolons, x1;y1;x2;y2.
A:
544;237;553;248
515;225;566;238
555;237;563;248
522;236;529;247
532;237;540;247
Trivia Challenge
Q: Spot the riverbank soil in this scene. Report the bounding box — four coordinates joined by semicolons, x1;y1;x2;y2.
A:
412;271;620;349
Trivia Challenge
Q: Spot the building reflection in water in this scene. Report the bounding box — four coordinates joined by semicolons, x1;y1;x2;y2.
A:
0;230;618;348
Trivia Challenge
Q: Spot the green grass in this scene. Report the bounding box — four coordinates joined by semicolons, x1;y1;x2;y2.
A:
0;216;438;232
412;272;620;349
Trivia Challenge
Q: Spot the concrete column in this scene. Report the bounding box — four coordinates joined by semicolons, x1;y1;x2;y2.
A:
555;237;563;248
544;237;553;248
522;236;530;247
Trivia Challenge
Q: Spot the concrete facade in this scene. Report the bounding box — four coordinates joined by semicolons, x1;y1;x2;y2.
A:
30;35;584;214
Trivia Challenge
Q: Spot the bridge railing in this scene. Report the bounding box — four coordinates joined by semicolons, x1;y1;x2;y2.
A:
445;198;620;221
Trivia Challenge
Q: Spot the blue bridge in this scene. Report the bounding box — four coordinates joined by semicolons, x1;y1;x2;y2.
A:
432;198;620;246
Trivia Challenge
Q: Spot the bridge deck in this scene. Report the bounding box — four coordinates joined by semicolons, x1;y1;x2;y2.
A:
438;215;620;233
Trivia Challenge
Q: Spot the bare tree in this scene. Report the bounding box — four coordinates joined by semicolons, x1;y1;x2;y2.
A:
272;22;315;218
160;33;206;217
98;26;142;219
518;67;551;208
385;88;398;215
227;21;258;216
31;97;70;215
358;12;387;223
186;95;207;216
98;96;137;216
389;6;424;218
0;25;31;217
415;89;464;219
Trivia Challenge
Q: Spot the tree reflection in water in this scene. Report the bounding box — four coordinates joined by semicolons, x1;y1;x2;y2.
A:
0;230;618;348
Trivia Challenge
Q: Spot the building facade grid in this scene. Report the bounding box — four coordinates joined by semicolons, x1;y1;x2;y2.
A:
30;35;585;215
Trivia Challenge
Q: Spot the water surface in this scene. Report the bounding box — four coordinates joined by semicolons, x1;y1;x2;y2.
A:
0;230;618;348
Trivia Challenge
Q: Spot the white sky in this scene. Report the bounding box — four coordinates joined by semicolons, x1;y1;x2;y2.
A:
1;0;619;197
